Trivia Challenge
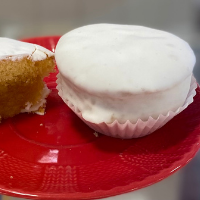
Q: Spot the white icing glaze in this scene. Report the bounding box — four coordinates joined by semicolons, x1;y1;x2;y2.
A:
0;37;54;61
55;24;196;123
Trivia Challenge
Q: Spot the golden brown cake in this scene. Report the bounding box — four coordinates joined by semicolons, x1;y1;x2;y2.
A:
0;37;55;121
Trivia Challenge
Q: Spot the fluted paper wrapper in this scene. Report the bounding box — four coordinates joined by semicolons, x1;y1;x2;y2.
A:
57;75;197;139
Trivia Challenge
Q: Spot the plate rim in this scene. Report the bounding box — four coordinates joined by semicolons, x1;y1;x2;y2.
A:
0;140;198;200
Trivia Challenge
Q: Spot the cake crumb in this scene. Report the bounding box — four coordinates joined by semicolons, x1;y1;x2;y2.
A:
40;123;43;126
10;176;13;179
93;132;99;137
35;105;46;115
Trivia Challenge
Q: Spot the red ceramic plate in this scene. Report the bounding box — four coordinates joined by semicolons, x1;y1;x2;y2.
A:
0;36;199;200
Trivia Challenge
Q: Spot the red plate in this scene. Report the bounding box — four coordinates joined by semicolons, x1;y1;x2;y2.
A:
0;36;199;200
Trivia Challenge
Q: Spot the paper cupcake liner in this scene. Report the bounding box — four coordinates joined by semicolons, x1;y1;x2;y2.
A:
57;75;197;139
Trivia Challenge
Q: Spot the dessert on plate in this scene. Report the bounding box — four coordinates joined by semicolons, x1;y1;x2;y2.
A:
0;37;55;121
55;24;196;138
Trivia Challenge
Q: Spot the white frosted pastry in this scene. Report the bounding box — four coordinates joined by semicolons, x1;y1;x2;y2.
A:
0;37;54;61
0;37;55;120
55;24;196;124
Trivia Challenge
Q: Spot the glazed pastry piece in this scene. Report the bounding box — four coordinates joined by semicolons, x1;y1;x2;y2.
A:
55;24;196;124
0;37;55;120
